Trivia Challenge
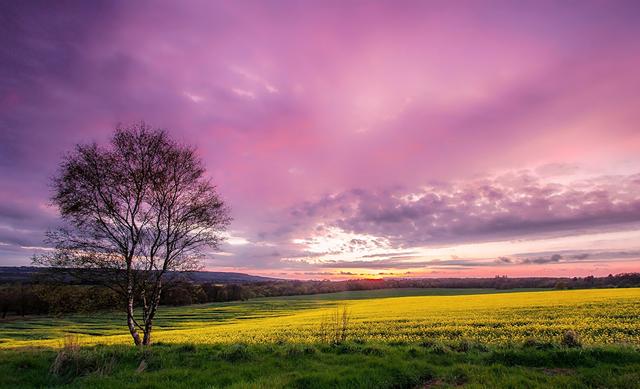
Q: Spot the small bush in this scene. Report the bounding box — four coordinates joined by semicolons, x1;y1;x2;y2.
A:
50;335;80;376
453;339;472;353
429;342;451;355
561;330;582;348
452;339;489;353
407;347;420;358
50;337;116;380
318;305;350;345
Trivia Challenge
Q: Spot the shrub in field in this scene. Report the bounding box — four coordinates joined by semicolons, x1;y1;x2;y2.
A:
452;339;472;352
50;335;80;376
50;336;116;380
561;330;582;348
429;342;451;355
451;338;488;353
318;305;350;344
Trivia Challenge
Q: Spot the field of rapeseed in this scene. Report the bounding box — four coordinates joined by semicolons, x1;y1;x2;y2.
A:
1;288;639;348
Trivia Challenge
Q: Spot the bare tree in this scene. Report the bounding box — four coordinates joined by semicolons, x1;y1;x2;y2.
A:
34;122;231;345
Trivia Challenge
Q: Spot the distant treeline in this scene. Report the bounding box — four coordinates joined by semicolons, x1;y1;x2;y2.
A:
0;267;277;284
2;273;640;318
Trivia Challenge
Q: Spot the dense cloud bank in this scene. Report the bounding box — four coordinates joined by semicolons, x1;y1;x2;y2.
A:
285;172;640;248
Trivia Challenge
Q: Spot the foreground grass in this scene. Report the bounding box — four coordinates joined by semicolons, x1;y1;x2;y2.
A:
1;341;640;388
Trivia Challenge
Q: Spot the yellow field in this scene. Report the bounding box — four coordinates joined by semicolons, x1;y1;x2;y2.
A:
2;288;639;348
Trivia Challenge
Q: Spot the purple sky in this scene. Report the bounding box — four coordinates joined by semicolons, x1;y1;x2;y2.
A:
1;0;640;279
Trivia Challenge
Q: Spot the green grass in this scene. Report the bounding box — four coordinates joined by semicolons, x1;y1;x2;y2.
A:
1;341;640;388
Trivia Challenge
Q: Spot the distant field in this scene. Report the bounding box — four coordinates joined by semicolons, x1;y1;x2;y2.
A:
1;287;638;348
270;287;549;300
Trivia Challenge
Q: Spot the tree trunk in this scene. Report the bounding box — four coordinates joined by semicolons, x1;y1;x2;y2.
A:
127;296;142;346
142;323;152;345
125;257;142;346
142;282;162;345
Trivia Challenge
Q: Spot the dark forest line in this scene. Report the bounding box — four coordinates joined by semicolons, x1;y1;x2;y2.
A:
1;269;639;318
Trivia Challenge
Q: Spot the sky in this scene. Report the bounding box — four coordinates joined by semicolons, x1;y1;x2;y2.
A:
1;0;640;280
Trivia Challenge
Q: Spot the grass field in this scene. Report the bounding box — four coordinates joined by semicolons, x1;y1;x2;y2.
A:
1;287;640;388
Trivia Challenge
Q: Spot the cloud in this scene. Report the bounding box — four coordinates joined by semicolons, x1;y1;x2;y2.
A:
283;172;640;248
183;91;204;103
521;254;563;265
496;256;513;264
300;256;497;270
231;88;256;100
506;249;640;266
